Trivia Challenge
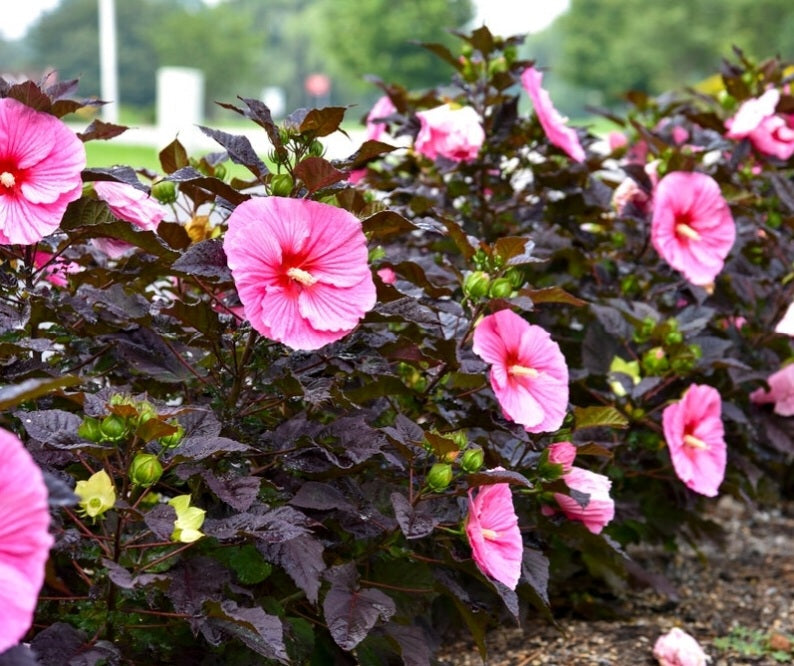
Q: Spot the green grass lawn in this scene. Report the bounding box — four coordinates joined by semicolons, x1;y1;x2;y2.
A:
85;142;162;172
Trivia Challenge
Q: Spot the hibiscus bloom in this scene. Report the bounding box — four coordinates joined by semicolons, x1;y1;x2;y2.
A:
0;97;85;245
650;171;735;287
726;88;794;160
364;95;396;143
465;476;523;590
472;309;569;434
653;627;709;666
414;104;484;163
520;66;585;163
546;441;576;473
33;250;83;287
750;363;794;416
550;467;615;534
0;428;54;652
662;384;726;497
93;181;167;258
223;196;376;351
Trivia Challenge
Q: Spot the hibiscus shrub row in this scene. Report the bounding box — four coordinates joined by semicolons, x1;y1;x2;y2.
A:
2;28;794;665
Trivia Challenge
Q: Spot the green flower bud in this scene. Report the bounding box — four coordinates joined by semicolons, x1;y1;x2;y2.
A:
664;330;683;346
463;271;491;299
460;447;484;473
159;424;185;449
488;277;514;299
641;347;669;375
270;173;293;197
100;414;128;442
504;267;524;289
78;417;103;442
450;430;468;449
308;140;325;157
129;453;163;487
427;462;453;492
213;164;227;181
487;57;508;76
136;401;157;426
633;317;655;343
278;127;292;145
151;180;177;204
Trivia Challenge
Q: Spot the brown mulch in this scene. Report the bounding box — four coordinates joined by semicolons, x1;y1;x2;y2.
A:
438;497;794;665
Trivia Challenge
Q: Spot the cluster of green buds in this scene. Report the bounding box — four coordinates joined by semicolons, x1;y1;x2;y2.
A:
189;156;227;181
151;179;177;204
632;317;702;376
424;429;485;492
458;37;519;84
464;249;525;302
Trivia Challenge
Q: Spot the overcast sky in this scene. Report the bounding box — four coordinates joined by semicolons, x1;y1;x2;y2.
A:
0;0;569;41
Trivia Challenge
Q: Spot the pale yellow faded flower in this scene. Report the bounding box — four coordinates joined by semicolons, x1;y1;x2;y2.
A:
168;495;205;543
608;356;641;397
74;470;116;518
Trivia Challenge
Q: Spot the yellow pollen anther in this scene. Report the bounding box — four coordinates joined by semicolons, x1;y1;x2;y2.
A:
675;223;701;241
509;364;539;378
287;266;317;286
1;171;15;188
683;434;708;450
481;528;499;541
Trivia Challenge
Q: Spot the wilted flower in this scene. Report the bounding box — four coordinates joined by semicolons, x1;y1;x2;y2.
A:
472;309;569;434
0;428;54;653
169;495;205;543
74;469;116;518
653;627;709;666
521;66;585;163
549;467;615;534
0;97;85;245
414;104;484;163
662;384;726;497
750;363;794;416
650;171;735;287
223;196;376;351
726;88;794;160
92;181;167;258
465;474;523;590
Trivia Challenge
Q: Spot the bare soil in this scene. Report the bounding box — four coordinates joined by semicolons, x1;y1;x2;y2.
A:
439;497;794;665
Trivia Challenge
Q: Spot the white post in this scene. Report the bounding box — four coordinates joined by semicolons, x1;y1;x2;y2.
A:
98;0;119;123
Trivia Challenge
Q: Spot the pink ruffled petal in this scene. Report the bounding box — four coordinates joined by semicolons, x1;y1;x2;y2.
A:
298;277;375;333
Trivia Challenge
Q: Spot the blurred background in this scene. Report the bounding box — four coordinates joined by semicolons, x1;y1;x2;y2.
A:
3;0;793;141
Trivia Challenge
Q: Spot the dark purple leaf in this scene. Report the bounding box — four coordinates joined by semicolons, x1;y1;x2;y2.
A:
165;166;250;205
0;376;81;411
205;600;288;664
77;119;128;142
384;623;432;666
293;156;346;192
164;435;250;462
7;80;51;112
102;559;167;590
522;547;550;608
201;470;260;511
172;238;232;281
143;503;177;540
29;623;84;666
64;641;120;666
0;646;41;666
159;139;189;174
286;106;348;138
258;535;325;604
290;481;355;513
390;492;438;539
466;469;532;489
167;556;230;616
199;126;268;178
492;580;519;621
81;166;146;189
43;472;78;507
15;409;83;448
107;327;202;383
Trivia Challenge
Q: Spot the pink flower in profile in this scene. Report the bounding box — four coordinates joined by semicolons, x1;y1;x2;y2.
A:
0;97;85;245
551;467;615;534
547;441;576;473
0;428;53;652
653;627;709;666
775;302;794;336
465;474;523;590
520;67;585;163
223;196;376;351
93;181;167;258
365;95;396;142
750;363;794;416
472;309;569;434
607;131;628;152
726;88;794;160
662;384;727;497
650;171;735;286
376;267;396;284
415;104;484;163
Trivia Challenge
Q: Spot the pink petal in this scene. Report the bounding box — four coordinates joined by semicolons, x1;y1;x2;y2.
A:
298;277;376;333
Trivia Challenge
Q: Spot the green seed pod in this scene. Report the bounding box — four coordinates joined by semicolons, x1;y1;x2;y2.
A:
129;453;163;487
99;414;128;442
488;277;513;299
427;463;453;492
463;271;491;299
664;330;683;346
270;173;294;197
460;447;484;473
151;180;177;204
504;267;524;289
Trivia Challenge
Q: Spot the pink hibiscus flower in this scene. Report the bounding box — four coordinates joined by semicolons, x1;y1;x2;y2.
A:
414;104;484;163
750;363;794;416
520;66;585;163
93;181;167;258
33;250;83;287
550;467;615;534
546;441;576;473
726;88;794;160
223;196;376;351
650;171;735;287
465;475;523;590
365;95;396;142
376;266;396;285
662;384;727;497
472;309;569;434
0;97;85;245
0;427;54;652
653;627;709;666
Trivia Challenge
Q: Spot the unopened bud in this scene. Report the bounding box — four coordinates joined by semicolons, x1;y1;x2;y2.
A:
308;140;325;157
159;424;185;449
270;173;294;197
488;277;513;299
151;180;177;204
504;267;523;289
213;164;227;181
129;453;163;487
460;447;484;473
463;271;490;299
78;417;102;442
100;414;128;442
427;463;453;492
